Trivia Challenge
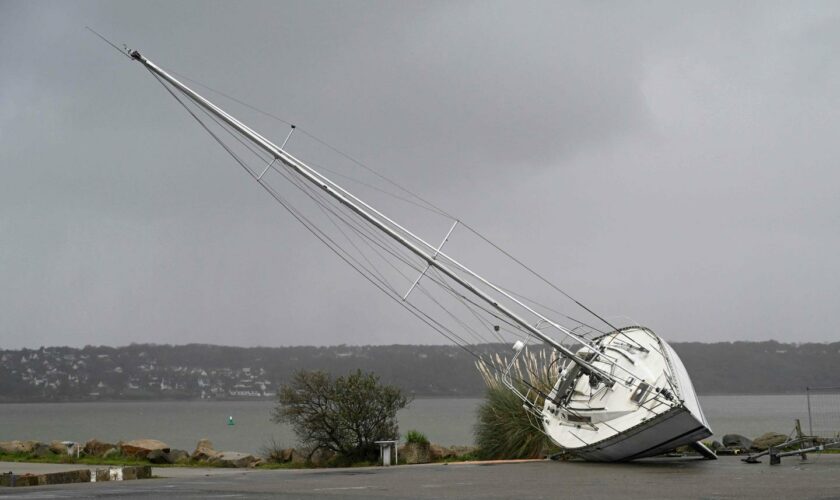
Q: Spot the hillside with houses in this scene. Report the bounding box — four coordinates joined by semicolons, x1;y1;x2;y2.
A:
0;341;838;402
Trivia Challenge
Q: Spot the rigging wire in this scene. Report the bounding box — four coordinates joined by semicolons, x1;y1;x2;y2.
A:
276;166;515;348
199;103;612;356
145;64;676;404
145;68;500;368
159;70;643;347
161;68;451;219
85;23;646;354
147;74;560;398
85;27;132;60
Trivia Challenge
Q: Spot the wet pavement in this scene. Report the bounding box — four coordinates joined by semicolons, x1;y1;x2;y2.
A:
1;455;839;499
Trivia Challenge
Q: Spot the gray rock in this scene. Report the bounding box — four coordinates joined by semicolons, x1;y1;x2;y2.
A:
84;439;117;457
266;447;305;464
403;442;431;464
121;439;170;458
0;440;38;454
49;441;69;455
146;449;169;464
192;438;222;461
752;432;788;451
429;444;455;460
722;434;753;451
195;438;213;450
308;448;335;466
289;449;306;464
30;443;53;458
428;444;476;460
448;445;477;457
212;451;261;468
166;449;190;464
709;440;724;451
102;447;120;459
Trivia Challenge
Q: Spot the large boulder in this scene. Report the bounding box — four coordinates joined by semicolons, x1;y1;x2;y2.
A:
212;451;261;468
449;445;477;458
102;447;120;459
192;438;222;461
166;449;190;464
403;442;431;464
30;443;54;458
429;444;456;461
273;447;306;464
0;440;38;454
121;439;170;458
291;449;307;464
308;448;336;466
283;448;307;464
48;441;69;455
276;447;295;462
752;432;788;451
84;439;117;457
146;449;170;464
722;434;753;451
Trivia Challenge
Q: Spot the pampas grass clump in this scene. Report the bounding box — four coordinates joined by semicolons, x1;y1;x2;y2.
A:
474;348;561;459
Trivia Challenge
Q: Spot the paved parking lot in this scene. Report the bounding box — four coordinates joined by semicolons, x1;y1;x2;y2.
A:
2;455;840;499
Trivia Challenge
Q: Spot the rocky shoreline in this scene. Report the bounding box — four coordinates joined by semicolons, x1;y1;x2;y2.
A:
0;438;262;468
0;437;480;468
707;432;789;455
0;431;801;468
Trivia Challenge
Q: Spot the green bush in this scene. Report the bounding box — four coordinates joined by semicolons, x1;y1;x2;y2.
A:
474;385;557;459
405;430;429;445
272;369;411;462
473;349;559;460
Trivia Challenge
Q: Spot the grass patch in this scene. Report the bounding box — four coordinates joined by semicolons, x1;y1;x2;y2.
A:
405;430;429;445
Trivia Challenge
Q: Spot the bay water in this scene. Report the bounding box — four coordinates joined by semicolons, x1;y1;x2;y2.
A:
0;395;810;455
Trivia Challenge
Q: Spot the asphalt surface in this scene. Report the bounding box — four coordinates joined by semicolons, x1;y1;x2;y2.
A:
2;455;840;499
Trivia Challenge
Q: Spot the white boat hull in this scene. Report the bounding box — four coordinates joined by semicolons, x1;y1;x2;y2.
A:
541;327;712;461
573;405;710;461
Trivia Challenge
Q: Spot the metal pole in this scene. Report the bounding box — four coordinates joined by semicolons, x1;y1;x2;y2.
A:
129;50;617;384
807;387;813;436
135;50;605;356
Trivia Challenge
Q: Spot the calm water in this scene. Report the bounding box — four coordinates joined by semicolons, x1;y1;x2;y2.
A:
0;395;810;454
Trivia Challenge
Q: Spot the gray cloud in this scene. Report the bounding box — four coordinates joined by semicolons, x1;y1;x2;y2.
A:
1;0;839;348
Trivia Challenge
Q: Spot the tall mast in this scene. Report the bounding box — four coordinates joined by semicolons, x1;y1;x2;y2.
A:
129;50;617;385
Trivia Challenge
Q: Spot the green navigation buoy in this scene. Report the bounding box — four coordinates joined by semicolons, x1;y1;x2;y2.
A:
228;415;235;426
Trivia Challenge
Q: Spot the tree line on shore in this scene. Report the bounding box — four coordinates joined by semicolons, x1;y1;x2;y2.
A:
1;340;838;402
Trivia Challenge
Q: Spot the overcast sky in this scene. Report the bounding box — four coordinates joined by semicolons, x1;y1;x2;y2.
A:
1;1;838;349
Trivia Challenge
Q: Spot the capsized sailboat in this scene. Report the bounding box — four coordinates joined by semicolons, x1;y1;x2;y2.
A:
119;47;713;461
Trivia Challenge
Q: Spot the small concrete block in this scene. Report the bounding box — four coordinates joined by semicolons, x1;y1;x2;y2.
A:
121;465;152;480
1;470;90;487
40;469;91;485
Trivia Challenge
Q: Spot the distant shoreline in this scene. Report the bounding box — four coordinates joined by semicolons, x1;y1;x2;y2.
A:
2;342;837;402
0;392;813;405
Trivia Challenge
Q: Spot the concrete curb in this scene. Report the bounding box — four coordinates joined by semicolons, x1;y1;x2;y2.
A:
1;465;151;487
